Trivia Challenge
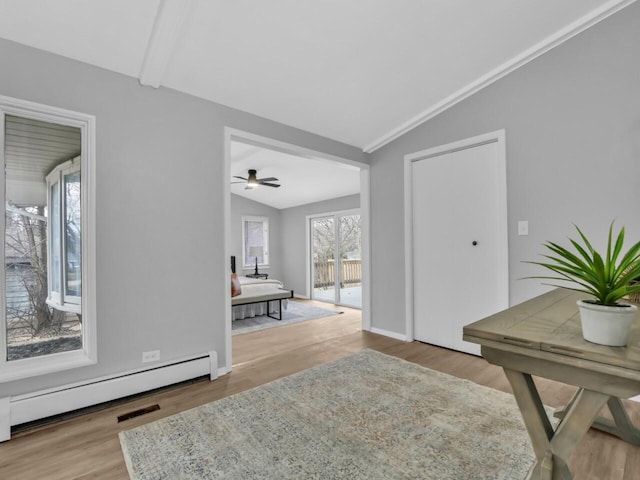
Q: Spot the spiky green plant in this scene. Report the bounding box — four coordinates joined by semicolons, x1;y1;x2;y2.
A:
527;222;640;306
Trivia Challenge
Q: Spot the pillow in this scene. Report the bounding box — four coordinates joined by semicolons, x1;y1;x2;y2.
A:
231;273;242;297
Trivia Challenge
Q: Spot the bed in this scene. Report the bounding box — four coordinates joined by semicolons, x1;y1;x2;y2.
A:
231;256;294;321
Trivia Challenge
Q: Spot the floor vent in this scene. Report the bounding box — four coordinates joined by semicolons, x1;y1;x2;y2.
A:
117;404;160;423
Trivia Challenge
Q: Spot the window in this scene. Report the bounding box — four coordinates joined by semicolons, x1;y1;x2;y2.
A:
0;95;96;382
46;157;82;313
242;216;269;269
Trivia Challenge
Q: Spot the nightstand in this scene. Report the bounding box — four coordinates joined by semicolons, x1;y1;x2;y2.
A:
245;273;268;279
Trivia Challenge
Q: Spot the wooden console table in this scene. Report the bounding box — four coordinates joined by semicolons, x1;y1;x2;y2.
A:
463;289;640;480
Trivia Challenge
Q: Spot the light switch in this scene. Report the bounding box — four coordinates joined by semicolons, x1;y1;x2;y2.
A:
518;221;529;236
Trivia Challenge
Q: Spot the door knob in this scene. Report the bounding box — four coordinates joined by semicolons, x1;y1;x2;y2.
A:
472;241;478;246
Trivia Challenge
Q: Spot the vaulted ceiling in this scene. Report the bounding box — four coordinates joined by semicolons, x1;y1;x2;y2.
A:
0;0;633;152
230;140;360;210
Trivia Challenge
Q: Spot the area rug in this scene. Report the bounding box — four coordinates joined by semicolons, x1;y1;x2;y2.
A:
231;300;341;335
120;349;549;479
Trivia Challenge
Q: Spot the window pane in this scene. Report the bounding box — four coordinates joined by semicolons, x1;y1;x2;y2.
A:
312;217;336;303
3;115;82;361
50;181;61;294
64;171;81;297
244;220;265;265
339;214;362;308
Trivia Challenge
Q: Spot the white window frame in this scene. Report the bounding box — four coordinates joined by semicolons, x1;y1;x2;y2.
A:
46;157;82;313
241;215;270;269
0;95;96;383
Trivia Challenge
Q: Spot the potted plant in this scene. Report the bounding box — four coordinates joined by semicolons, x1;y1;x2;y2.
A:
528;222;640;346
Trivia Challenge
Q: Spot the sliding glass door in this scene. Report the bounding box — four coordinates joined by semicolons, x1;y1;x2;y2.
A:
311;216;336;304
338;214;361;308
310;211;361;308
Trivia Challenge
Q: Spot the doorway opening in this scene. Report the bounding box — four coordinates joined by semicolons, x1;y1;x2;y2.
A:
224;128;370;372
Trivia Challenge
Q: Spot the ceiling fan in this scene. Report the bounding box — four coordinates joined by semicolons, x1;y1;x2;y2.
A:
232;169;281;189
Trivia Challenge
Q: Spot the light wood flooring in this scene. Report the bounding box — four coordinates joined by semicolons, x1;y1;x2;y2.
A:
1;300;639;479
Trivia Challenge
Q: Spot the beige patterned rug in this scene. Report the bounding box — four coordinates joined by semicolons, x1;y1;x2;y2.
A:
120;350;546;479
232;300;341;335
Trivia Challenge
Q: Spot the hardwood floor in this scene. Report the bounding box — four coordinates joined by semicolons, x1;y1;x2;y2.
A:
1;300;639;479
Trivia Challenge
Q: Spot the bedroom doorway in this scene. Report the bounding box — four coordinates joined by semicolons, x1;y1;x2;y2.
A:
310;210;362;309
224;127;371;373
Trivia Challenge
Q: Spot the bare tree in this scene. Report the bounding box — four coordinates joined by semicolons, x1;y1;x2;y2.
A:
5;207;65;336
338;215;361;258
312;215;361;260
312;215;362;288
312;218;336;262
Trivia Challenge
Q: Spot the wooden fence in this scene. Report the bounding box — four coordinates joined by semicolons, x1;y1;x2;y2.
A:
314;259;361;288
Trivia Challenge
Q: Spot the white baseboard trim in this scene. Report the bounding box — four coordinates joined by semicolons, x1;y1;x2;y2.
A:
0;397;9;442
2;351;218;442
369;327;408;342
293;293;310;300
209;352;218;380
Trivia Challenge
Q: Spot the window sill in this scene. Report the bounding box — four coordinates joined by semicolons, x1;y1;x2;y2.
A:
0;349;96;383
46;298;81;314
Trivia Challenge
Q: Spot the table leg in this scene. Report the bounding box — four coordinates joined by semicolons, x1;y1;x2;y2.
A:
606;397;640;445
555;393;640;445
504;369;609;479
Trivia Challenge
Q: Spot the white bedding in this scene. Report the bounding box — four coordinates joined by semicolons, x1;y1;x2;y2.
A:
239;275;283;288
232;276;288;320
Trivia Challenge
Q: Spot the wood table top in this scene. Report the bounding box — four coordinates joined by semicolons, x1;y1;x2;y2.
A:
463;289;640;372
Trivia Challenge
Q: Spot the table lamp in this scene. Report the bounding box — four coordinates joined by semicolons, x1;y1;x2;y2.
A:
248;246;263;275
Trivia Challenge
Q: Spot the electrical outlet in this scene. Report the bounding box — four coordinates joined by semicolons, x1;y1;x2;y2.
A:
142;350;160;363
518;220;529;236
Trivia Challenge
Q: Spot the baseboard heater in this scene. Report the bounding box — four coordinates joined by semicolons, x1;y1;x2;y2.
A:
1;351;219;442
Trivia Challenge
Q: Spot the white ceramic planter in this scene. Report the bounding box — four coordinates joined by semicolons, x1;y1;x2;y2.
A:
577;300;637;347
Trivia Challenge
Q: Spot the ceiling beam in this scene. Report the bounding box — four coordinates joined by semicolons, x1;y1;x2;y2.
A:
139;0;193;88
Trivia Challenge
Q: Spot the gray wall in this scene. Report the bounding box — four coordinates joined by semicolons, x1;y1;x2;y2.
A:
280;194;360;296
4;1;638;396
0;38;367;396
369;3;640;335
230;194;282;280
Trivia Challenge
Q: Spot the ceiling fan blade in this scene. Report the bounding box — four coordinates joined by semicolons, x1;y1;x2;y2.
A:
260;182;281;188
230;181;245;184
233;176;248;180
257;177;278;182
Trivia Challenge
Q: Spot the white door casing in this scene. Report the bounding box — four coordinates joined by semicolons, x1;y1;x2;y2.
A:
223;127;371;373
405;130;508;355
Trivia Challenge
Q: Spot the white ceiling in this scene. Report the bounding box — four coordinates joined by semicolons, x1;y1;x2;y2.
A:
0;0;633;152
230;141;360;210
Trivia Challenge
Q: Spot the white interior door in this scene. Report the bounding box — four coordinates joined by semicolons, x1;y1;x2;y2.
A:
411;138;508;355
